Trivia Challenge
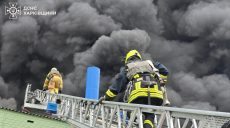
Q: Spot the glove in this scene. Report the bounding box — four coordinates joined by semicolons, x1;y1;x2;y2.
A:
99;96;106;104
96;96;106;105
159;79;166;86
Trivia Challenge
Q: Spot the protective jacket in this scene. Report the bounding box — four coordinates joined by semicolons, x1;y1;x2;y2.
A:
105;61;169;103
43;70;63;94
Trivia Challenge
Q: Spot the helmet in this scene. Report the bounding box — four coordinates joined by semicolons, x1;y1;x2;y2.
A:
125;50;142;64
50;67;60;74
51;67;58;72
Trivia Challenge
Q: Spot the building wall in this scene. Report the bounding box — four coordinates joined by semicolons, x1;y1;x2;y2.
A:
0;109;71;128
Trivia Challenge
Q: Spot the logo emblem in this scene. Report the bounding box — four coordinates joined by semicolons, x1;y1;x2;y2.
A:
5;2;21;19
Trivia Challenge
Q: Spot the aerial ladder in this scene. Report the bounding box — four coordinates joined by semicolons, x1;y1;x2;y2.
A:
23;84;230;128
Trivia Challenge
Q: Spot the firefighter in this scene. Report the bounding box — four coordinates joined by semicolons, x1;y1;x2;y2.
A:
43;67;63;94
100;50;169;128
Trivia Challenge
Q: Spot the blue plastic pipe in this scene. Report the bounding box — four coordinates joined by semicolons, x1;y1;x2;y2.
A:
85;67;100;100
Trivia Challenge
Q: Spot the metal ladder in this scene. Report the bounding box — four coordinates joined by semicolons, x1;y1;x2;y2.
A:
24;84;230;128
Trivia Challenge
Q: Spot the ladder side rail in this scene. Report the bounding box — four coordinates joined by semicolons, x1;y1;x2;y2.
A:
25;87;230;128
59;100;230;128
25;85;230;117
102;101;230;128
103;101;230;118
35;90;97;103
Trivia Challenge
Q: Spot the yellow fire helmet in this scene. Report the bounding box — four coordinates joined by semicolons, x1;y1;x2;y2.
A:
125;50;142;64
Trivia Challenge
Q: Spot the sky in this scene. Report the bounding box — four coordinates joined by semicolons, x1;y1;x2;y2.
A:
0;0;230;112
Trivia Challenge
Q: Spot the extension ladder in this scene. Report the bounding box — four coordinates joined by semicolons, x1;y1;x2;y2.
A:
23;84;230;128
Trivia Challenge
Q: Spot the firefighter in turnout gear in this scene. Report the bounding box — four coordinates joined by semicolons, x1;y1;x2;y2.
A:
43;67;63;94
101;50;169;128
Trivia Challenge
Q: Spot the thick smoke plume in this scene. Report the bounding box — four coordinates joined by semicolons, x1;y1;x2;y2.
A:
0;0;230;112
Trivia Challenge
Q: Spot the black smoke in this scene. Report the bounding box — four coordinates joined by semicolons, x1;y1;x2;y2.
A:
0;0;230;112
